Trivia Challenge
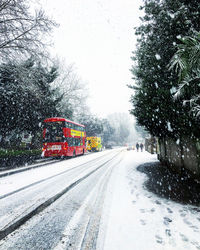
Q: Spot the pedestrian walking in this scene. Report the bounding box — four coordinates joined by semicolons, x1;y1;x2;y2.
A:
136;142;139;152
140;142;144;152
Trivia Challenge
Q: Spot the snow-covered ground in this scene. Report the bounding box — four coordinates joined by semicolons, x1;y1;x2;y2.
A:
1;149;200;250
0;149;118;197
100;150;200;250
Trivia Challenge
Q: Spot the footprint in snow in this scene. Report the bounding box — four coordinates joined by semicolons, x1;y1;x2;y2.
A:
167;207;173;214
190;225;199;232
163;217;172;225
146;194;152;198
136;193;140;198
191;240;200;249
179;208;188;213
192;207;200;213
140;209;145;213
165;229;171;237
180;213;187;217
155;235;163;244
179;233;189;242
183;218;192;226
150;208;155;213
155;200;162;205
140;219;146;225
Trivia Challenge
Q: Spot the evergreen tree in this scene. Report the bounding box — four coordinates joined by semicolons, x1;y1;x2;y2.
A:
169;32;200;117
129;0;200;139
0;59;61;146
78;115;103;137
101;119;115;145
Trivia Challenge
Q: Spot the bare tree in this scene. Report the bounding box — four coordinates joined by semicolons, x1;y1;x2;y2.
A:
52;60;90;119
107;113;137;145
0;0;57;62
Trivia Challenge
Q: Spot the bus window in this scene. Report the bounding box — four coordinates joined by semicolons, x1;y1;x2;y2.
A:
67;138;71;146
80;138;83;146
43;121;65;142
73;138;76;146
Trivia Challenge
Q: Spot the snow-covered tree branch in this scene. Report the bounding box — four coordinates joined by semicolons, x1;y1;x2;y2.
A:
0;0;57;62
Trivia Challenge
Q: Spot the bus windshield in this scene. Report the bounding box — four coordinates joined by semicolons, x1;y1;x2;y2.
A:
43;121;65;143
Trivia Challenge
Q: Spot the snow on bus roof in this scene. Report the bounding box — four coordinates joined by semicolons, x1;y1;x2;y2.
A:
43;117;85;127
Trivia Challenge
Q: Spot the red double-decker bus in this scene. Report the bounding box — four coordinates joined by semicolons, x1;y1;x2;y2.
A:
42;117;86;157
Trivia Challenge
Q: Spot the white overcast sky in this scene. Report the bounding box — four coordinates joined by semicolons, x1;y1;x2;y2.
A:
40;0;143;118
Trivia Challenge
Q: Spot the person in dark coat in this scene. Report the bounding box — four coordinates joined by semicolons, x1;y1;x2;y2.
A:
136;142;139;152
140;143;144;152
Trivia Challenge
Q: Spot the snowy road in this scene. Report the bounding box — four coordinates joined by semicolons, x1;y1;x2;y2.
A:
0;149;200;249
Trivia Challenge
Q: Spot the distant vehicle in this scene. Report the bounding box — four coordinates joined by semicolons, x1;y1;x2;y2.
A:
105;144;112;149
127;146;132;151
42;117;86;157
127;145;135;151
86;136;102;152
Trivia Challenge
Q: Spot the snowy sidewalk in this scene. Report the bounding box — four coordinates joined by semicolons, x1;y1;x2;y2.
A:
101;151;200;250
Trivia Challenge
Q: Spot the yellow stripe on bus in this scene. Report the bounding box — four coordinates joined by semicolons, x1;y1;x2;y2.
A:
71;129;84;137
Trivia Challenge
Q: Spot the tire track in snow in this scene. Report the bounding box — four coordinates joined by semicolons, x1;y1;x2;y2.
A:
0;151;122;241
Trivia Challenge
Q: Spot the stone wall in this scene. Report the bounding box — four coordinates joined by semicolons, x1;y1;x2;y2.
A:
158;137;200;177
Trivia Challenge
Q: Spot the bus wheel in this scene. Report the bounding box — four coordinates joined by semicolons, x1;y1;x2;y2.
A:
73;151;76;157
